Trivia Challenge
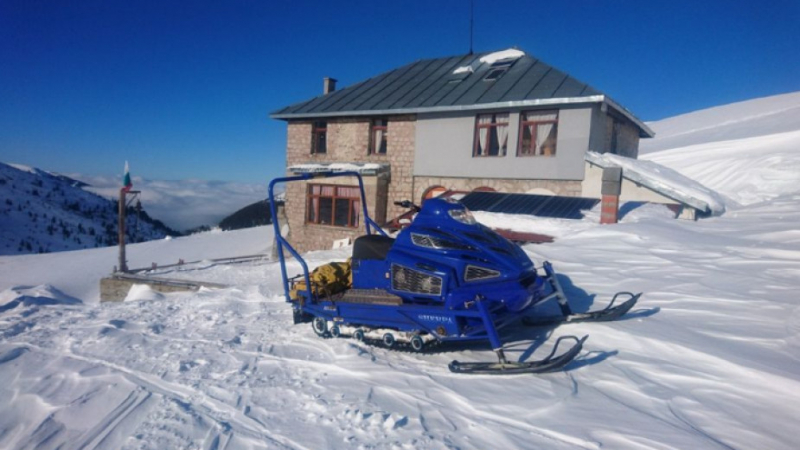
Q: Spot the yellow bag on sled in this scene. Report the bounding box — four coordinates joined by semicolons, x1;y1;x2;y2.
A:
290;259;352;301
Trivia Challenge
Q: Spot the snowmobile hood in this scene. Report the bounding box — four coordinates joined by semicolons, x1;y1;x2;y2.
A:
394;198;535;274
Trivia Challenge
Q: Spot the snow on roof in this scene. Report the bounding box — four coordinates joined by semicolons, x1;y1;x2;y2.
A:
452;63;476;75
479;48;524;65
586;151;726;215
288;162;388;175
452;48;525;75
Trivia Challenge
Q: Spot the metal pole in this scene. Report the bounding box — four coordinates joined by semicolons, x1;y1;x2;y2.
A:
118;188;128;272
469;0;474;55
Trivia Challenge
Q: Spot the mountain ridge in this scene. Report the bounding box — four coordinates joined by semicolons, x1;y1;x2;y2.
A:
0;162;179;256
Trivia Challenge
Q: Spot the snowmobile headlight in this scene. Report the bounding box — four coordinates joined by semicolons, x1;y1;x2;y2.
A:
448;208;476;225
464;265;501;282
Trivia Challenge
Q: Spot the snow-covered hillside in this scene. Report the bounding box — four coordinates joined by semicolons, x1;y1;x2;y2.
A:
1;93;800;449
640;92;800;206
0;162;177;256
640;91;800;154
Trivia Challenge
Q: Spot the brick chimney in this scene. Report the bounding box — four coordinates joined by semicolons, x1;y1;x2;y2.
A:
600;167;622;224
323;77;337;95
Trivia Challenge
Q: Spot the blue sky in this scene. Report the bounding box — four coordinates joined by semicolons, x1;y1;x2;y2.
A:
1;0;798;184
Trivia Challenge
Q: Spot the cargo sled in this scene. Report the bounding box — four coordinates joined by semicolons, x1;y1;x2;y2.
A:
269;172;640;374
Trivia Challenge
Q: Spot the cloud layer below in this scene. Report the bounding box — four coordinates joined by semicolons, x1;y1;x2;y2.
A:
71;174;266;231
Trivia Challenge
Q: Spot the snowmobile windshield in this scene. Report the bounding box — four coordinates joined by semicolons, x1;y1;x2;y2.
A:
448;208;476;225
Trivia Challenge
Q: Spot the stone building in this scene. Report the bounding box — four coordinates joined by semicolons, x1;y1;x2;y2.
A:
271;48;654;252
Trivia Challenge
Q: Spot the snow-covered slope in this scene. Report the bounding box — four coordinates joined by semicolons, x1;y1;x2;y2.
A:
643;130;800;206
640;91;800;154
640;91;800;206
0;162;177;256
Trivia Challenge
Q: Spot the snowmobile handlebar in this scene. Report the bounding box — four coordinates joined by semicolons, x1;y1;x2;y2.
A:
393;200;421;212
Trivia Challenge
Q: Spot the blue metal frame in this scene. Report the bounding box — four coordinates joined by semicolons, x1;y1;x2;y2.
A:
269;171;387;304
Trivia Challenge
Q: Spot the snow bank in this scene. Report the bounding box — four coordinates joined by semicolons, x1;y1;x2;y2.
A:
124;284;166;302
452;48;525;74
0;284;81;313
643;130;800;206
479;48;525;65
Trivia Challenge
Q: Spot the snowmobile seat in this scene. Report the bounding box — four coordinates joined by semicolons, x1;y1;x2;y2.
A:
352;234;394;260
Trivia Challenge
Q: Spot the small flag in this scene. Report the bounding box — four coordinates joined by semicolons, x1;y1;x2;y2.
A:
122;161;133;192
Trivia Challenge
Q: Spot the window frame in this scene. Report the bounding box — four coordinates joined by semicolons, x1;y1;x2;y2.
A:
368;118;388;155
484;64;511;81
306;184;361;228
517;110;559;157
311;121;327;154
473;113;510;157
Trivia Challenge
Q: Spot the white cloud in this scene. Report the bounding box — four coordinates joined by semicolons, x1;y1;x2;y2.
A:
69;173;266;231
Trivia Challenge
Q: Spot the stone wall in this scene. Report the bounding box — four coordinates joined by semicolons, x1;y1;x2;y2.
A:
99;274;227;302
283;117;414;252
282;174;389;253
412;176;582;201
365;116;415;220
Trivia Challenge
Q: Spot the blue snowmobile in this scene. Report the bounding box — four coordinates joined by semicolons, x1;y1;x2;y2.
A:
269;172;640;374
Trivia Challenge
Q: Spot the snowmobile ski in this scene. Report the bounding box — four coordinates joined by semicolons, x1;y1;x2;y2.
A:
448;335;587;375
522;261;641;326
523;291;641;326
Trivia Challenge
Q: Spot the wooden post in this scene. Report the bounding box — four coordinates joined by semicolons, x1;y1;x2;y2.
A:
118;188;128;272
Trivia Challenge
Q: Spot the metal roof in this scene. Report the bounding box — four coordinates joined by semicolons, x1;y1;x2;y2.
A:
271;49;654;138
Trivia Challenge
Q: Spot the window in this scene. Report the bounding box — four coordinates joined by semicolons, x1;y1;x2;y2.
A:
484;65;510;81
518;111;558;156
369;118;388;155
484;60;514;81
473;113;509;157
306;184;361;227
311;121;327;154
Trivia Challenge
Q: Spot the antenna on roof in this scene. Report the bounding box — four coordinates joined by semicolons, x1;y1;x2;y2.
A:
469;0;474;55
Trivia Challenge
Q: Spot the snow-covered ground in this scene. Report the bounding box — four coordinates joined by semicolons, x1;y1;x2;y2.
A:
2;93;800;449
